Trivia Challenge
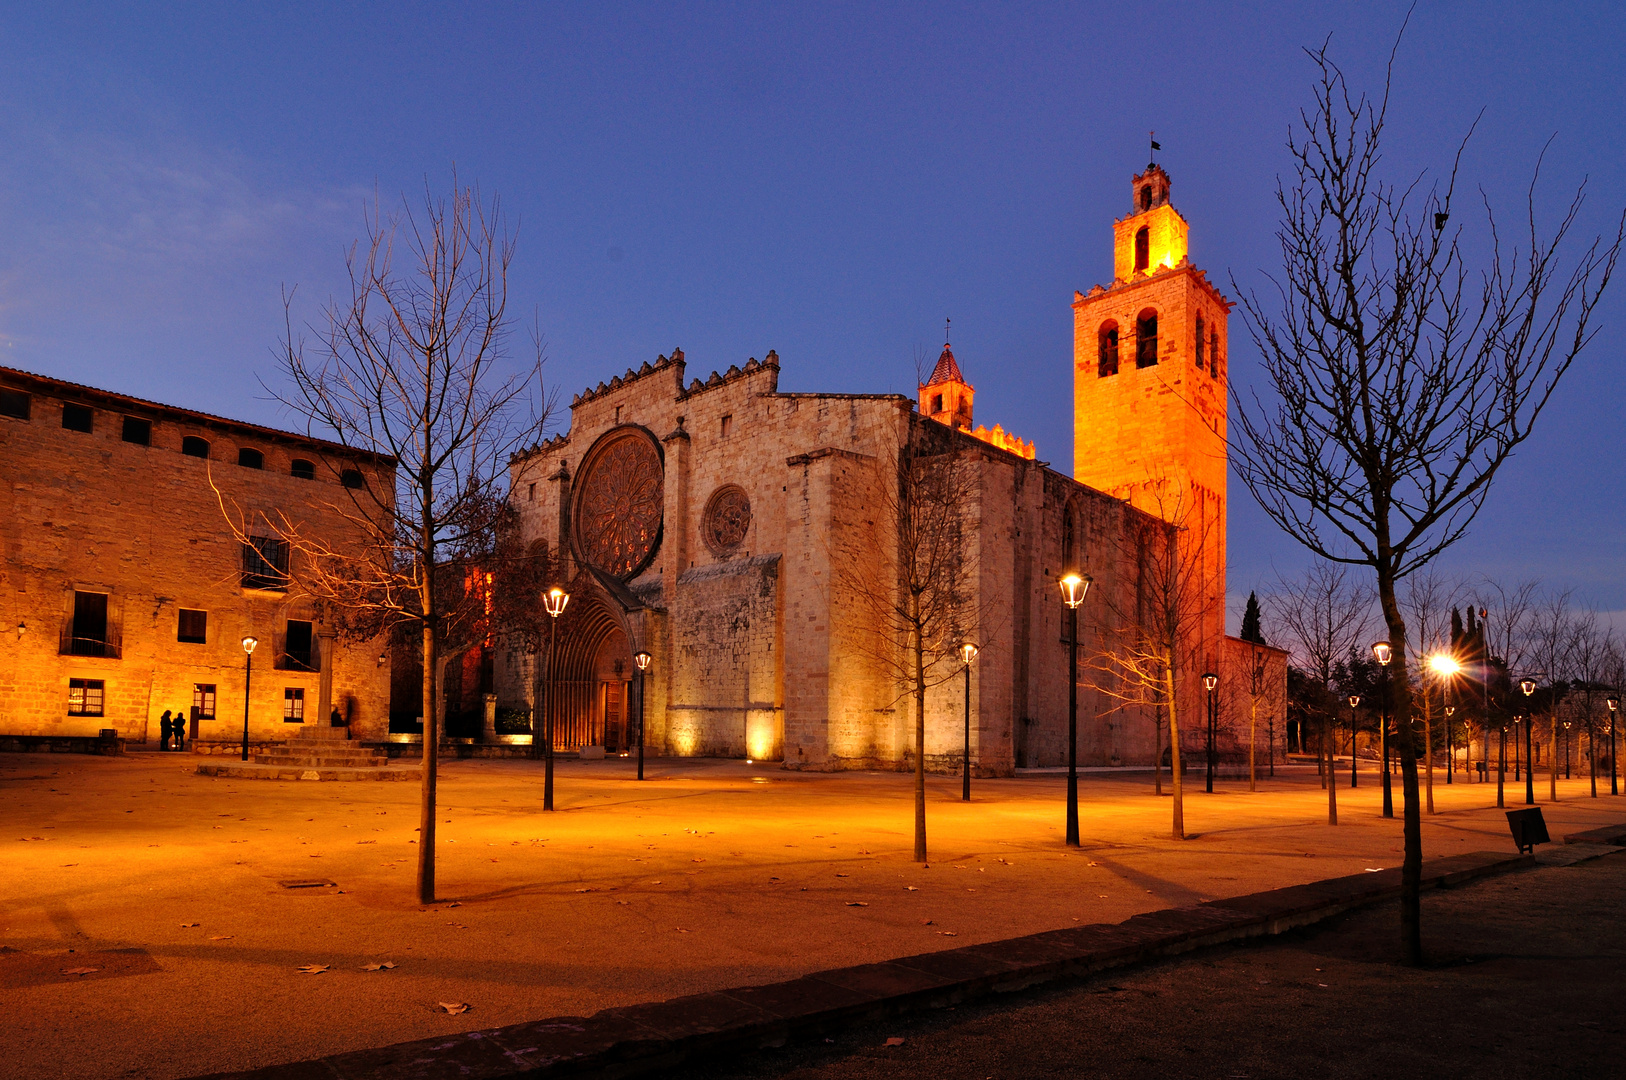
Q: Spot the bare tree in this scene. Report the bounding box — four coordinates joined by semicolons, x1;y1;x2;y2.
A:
1525;590;1579;803
240;180;548;904
1568;610;1613;797
1268;560;1375;823
1230;31;1622;963
833;425;984;863
1089;484;1218;841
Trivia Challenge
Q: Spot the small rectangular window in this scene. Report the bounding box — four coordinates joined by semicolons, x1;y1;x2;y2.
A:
242;536;290;590
68;678;105;717
177;609;207;644
122;416;151;445
527;482;536;502
62;403;93;432
284;687;305;722
0;389;30;420
193;683;216;720
721;414;733;438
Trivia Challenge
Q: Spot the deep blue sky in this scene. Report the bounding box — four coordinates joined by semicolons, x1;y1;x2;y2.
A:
2;3;1621;630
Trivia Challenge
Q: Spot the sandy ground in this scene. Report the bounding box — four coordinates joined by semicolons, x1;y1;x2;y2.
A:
1;751;1622;1080
672;849;1626;1080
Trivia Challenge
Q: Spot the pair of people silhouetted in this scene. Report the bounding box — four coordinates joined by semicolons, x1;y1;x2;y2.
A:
158;710;188;751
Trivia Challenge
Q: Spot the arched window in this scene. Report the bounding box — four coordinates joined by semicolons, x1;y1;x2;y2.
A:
1211;336;1223;381
238;447;263;469
1139;186;1152;211
181;436;210;459
341;468;365;489
1062;508;1076;571
290;459;315;480
1097;322;1119;377
1194;316;1206;370
1136;309;1158;368
1134;227;1149;272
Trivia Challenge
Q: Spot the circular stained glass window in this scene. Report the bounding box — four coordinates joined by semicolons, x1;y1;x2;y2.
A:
573;428;664;579
702;485;752;556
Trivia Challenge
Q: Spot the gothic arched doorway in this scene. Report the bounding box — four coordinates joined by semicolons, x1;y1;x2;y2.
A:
545;584;635;752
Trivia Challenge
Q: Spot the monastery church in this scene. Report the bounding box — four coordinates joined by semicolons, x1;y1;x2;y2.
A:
502;163;1286;772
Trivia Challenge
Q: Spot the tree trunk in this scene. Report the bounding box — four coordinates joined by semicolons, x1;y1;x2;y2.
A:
1249;697;1258;793
1164;656;1183;840
1154;710;1163;797
1423;692;1435;814
1549;716;1558;801
913;596;927;864
1377;573;1422;966
418;621;438;905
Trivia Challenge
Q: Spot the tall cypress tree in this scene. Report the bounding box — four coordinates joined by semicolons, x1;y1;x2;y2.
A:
1241;591;1266;644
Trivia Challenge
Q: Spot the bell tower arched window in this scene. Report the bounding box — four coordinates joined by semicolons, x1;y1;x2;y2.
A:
1134;227;1149;273
1139;186;1152;211
1097;322;1119;377
1135;309;1158;368
1194;316;1206;370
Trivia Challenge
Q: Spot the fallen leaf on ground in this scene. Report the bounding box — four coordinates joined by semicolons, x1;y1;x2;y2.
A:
845;902;869;907
209;935;233;941
298;965;329;974
675;927;691;933
60;967;99;976
920;919;934;925
905;886;918;891
437;1002;470;1015
357;840;376;844
447;902;461;907
938;931;958;936
362;962;397;971
574;888;593;893
179;922;199;928
885;1037;905;1046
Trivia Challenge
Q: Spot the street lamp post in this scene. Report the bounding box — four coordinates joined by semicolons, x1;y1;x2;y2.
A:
1203;672;1218;794
1563;720;1572;780
1373;641;1394;818
1058;573;1092;847
542;586;570;811
1348;695;1360;789
1445;705;1456;784
240;636;258;761
1608;695;1620;796
959;641;979;802
1520;677;1537;805
633;650;651;781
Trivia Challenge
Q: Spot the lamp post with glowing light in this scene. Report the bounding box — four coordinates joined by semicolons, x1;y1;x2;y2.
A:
959;641;979;802
1202;672;1218;794
1520;677;1538;805
542;586;570;811
239;636;258;761
1373;641;1394;818
1608;695;1620;796
1563;720;1572;780
1430;654;1462;787
1348;695;1360;789
633;650;651;781
1445;705;1456;783
1058;572;1091;846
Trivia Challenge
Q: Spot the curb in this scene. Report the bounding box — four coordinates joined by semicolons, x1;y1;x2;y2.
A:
195;764;422;782
194;850;1531;1080
1562;823;1626;846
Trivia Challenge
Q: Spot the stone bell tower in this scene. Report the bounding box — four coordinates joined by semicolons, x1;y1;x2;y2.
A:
1071;163;1231;667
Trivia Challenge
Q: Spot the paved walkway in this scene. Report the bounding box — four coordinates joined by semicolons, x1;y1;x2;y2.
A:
3;752;1623;1079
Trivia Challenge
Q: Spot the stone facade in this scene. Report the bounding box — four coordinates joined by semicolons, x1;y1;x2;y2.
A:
502;346;1176;773
0;367;393;745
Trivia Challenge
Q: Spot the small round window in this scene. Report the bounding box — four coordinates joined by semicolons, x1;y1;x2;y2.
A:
702;485;752;556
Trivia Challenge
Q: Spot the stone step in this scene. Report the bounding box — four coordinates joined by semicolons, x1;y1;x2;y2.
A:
290;726;356;742
197;762;421;782
253;754;389;768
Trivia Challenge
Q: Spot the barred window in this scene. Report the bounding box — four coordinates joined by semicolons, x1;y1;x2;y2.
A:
242;536;290;590
68;678;104;717
284;687;305;722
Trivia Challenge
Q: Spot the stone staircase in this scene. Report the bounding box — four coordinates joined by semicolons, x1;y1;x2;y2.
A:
195;725;421;782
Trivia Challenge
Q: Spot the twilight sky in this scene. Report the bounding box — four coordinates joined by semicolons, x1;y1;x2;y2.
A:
1;2;1622;632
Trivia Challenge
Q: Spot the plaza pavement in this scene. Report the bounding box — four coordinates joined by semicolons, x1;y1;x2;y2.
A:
3;751;1623;1080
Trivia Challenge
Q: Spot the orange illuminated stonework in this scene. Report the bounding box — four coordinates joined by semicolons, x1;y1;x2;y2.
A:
918;342;1036;459
1072;163;1230;671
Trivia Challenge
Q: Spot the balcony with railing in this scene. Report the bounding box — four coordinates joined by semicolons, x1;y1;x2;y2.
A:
59;622;121;659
